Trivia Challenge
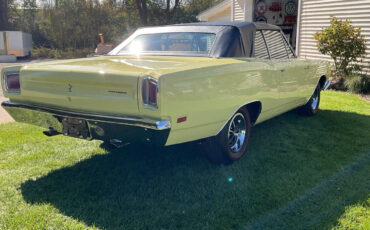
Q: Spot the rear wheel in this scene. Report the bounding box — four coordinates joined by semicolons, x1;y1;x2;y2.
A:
298;84;321;116
203;107;251;165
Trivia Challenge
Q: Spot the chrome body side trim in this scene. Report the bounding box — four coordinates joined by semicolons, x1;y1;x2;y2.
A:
1;101;171;130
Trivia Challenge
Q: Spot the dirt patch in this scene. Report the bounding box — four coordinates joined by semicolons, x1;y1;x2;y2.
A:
0;97;13;124
359;94;370;101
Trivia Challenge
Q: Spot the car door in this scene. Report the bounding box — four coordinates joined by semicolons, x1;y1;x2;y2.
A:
280;33;317;107
245;30;280;116
262;29;308;111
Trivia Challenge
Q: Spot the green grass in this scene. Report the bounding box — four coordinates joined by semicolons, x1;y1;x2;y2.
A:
0;91;369;230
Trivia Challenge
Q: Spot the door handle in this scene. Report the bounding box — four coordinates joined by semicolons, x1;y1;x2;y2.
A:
280;68;286;72
304;66;310;70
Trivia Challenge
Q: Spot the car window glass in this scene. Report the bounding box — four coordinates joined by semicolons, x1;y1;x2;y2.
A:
254;31;269;59
263;30;288;60
119;32;216;55
282;35;295;59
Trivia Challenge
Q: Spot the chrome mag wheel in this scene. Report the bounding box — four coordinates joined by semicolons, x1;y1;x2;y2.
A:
203;107;251;165
228;112;247;153
311;88;319;110
298;83;321;116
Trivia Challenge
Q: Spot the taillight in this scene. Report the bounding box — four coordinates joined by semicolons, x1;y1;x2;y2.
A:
142;77;158;108
4;72;20;92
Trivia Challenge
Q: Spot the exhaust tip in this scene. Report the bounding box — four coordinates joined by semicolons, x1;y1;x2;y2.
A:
109;139;128;148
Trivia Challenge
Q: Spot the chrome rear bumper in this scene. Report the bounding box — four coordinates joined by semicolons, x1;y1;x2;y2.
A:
1;101;171;145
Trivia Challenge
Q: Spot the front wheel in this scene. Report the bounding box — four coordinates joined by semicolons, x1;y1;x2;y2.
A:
298;84;321;116
203;107;251;165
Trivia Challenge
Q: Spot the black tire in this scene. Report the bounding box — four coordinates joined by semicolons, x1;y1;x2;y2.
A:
203;107;251;165
298;84;321;116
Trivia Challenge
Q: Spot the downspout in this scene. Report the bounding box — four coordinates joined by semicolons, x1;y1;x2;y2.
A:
244;0;247;21
295;0;302;57
245;0;253;21
231;0;235;21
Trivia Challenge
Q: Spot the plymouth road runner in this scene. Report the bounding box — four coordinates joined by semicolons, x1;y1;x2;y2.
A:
1;22;330;164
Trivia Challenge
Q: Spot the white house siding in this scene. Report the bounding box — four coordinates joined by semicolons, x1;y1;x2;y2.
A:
297;0;370;73
232;0;254;21
233;0;245;21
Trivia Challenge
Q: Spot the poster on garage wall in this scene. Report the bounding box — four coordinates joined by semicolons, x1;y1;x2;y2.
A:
254;0;298;48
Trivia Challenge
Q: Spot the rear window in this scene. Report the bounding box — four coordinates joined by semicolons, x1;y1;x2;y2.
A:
254;31;269;59
262;30;288;60
282;35;295;59
118;32;216;55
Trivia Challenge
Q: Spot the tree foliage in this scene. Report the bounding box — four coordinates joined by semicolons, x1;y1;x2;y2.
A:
315;17;367;77
3;0;217;52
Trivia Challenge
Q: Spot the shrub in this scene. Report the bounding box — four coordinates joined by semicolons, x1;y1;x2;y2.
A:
32;47;93;59
344;74;370;94
315;17;367;78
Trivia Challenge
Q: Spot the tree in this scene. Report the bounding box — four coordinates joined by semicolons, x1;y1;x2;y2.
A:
165;0;180;23
315;17;367;77
0;0;9;30
135;0;148;25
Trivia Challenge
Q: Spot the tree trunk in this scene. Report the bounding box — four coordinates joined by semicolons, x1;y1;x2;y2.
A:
0;0;9;30
166;0;170;23
135;0;147;26
170;0;180;23
173;0;180;13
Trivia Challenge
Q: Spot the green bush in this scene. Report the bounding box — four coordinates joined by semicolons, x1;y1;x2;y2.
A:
32;47;93;59
315;17;367;77
344;74;370;94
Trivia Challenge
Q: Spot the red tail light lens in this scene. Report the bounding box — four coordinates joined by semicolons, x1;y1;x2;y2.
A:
4;72;20;92
142;77;158;108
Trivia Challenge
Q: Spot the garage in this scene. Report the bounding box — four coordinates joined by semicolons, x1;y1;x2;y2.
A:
198;0;370;74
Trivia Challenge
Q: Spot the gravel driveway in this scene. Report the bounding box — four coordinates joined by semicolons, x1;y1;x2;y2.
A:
0;59;52;123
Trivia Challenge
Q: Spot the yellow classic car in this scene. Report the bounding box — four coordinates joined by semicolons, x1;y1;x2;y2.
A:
1;22;330;164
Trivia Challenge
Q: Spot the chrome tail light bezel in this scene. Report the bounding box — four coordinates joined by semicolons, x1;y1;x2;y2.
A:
141;76;158;109
3;71;21;93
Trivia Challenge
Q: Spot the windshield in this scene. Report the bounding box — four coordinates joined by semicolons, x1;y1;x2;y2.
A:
117;32;216;56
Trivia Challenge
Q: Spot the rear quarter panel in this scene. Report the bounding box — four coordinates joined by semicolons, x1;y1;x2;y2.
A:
161;58;279;145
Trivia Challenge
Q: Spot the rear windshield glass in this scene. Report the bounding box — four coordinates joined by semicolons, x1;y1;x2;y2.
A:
118;32;216;55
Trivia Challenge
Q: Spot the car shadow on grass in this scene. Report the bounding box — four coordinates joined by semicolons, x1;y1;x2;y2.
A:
21;110;370;230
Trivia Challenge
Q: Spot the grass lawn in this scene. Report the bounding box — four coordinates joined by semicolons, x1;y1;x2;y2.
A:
0;91;369;230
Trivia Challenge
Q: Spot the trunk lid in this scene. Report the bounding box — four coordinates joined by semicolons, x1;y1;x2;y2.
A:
17;55;232;115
